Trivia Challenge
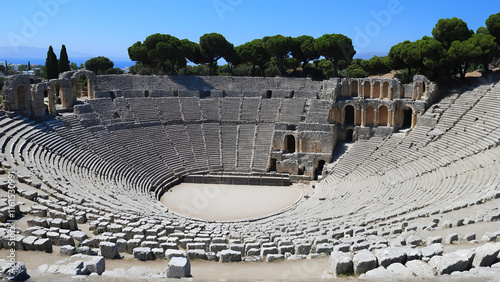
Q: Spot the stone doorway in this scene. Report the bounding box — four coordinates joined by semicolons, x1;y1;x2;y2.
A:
284;135;296;153
403;108;412;128
345;129;354;142
314;160;326;180
344;105;354;124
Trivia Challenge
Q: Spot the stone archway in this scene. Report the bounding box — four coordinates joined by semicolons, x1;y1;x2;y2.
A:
344;105;355;124
403;107;413;128
73;74;89;98
373;82;381;98
379;105;389;126
382;82;390;99
54;82;63;105
350;80;358;96
71;70;96;99
365;106;375;126
363;81;370;98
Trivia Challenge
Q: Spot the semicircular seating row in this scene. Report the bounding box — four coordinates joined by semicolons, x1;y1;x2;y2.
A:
279;82;500;229
42;96;318;198
1;81;500;240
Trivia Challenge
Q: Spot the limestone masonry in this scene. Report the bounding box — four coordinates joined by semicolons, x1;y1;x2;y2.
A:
3;72;500;279
2;72;438;183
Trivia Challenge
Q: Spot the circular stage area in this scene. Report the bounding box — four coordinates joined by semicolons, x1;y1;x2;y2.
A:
160;183;306;221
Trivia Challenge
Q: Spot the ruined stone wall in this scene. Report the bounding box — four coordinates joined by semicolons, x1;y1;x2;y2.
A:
271;122;336;179
1;75;30;114
1;70;97;118
1;72;437;180
2;72;437;119
93;75;323;93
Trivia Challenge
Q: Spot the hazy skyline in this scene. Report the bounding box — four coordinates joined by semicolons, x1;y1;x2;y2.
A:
2;0;499;66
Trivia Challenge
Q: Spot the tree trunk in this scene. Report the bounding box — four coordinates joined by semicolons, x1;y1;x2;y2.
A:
333;60;339;77
460;62;469;79
210;60;215;76
278;57;285;76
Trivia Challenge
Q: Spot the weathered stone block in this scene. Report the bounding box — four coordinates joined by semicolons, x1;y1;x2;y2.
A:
219;249;241;263
21;236;37;251
421;243;444;259
209;243;227;253
353;249;377;275
328;251;353;276
165;249;187;260
374;247;407;267
260;247;279;256
133;247;154;261
99;242;120;259
187;249;207;260
472;243;500;268
428;249;474;275
34;238;52;253
166;257;191;278
295;243;312;255
59;245;75;256
266;254;284;262
444;233;459;244
86;256;105;275
405;260;435;278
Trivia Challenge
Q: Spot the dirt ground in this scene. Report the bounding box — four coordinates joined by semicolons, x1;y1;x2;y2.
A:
160;183;311;221
0;249;336;281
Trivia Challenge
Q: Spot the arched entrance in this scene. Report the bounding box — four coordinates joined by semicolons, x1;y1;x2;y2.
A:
54;82;62;105
363;81;370;98
284;135;296;153
365;106;375;126
403;108;413;128
71;70;95;99
16;85;25;109
344;105;354;124
379;106;388;126
382;82;390;99
350;81;358;96
373;82;381;98
314;160;326;180
345;129;354;142
74;75;89;98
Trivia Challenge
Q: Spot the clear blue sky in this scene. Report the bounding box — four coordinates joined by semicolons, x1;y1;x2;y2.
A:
1;0;499;64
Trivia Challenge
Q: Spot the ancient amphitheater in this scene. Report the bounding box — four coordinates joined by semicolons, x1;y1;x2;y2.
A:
0;71;500;280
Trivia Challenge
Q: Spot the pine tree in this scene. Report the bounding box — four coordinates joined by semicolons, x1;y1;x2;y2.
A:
58;44;70;73
45;45;59;80
28;61;31;71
